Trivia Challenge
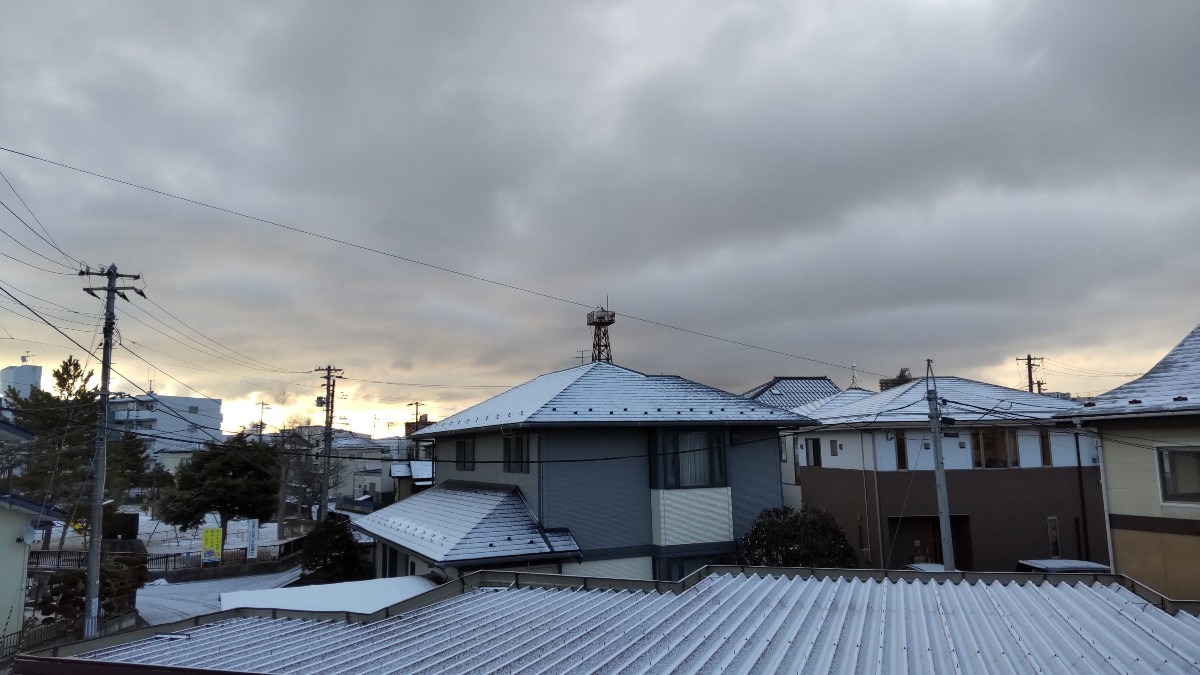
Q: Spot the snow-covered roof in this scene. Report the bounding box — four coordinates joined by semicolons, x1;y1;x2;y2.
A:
814;376;1076;426
219;576;437;614
1067;322;1200;419
410;460;433;484
414;362;811;436
389;462;412;478
790;387;876;417
742;376;842;409
1017;559;1112;573
350;481;579;566
66;570;1200;674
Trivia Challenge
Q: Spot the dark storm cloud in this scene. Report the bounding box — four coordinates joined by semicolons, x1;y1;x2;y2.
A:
1;1;1198;427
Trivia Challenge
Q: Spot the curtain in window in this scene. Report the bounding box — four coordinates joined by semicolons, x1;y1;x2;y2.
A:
677;431;711;487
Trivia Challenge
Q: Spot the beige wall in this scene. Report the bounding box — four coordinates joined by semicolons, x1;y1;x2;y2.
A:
1111;528;1200;599
0;508;31;637
561;556;654;580
650;488;732;546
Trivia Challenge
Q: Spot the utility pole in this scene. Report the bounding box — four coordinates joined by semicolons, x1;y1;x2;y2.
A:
256;401;271;442
80;264;142;639
925;359;955;572
407;401;423;424
315;365;342;521
1017;354;1043;393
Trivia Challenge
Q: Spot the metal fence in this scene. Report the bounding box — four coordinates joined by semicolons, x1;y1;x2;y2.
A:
0;610;134;660
28;539;305;572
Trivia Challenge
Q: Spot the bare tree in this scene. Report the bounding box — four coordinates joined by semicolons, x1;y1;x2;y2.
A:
277;414;344;520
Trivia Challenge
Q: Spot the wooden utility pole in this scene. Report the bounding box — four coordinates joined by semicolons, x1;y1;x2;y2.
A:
80;264;142;639
1018;354;1043;393
925;359;955;572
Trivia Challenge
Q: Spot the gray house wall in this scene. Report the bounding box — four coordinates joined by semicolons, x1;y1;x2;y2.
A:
540;427;653;557
727;427;786;538
433;433;541;515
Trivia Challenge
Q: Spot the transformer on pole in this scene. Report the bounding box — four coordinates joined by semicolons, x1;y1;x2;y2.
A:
587;307;615;363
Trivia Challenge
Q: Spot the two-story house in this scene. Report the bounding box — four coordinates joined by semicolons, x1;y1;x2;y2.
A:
1064;321;1200;599
352;361;812;581
786;376;1108;571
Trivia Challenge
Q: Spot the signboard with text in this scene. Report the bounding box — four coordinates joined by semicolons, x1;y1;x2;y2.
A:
202;527;223;563
246;519;259;559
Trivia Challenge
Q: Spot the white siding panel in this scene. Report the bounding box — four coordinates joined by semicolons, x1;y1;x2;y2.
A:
651;488;733;546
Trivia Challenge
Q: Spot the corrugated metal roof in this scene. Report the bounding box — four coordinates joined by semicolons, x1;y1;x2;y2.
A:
742;376;843;409
815;376;1077;425
1069;322;1200;418
351;481;578;565
68;571;1200;674
413;362;811;436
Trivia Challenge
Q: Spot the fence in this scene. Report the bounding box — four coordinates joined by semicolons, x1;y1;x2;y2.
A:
0;610;135;660
28;539;306;573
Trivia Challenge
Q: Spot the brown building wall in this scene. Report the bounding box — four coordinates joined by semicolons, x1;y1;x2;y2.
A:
797;466;1108;571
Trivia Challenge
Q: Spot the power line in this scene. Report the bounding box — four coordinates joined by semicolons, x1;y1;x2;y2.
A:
0;146;885;378
0;166;76;265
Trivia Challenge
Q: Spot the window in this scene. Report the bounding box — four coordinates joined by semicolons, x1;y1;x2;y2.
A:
830;440;839;457
895;430;908;470
779;435;790;463
1047;516;1061;558
1039;428;1053;467
971;429;1019;468
188;405;199;414
805;438;822;467
455;437;475;471
504;434;530;473
655;430;726;488
1159;447;1200;503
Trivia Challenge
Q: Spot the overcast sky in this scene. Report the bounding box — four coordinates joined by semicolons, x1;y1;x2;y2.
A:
2;1;1198;435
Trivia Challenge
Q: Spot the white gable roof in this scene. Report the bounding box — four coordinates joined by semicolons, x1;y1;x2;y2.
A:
415;361;810;436
791;387;875;417
1070;322;1200;418
816;376;1076;425
351;481;578;565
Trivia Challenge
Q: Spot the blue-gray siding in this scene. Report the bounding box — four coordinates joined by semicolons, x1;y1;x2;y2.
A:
727;428;785;538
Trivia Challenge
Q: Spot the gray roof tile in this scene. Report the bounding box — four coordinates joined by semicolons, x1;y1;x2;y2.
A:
1069;322;1200;418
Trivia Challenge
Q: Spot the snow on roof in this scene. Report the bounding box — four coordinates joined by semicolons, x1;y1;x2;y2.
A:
219;576;437;614
390;462;412;478
791;387;876;417
350;481;579;565
1017;559;1112;573
69;571;1200;674
410;460;433;484
1068;322;1200;418
414;361;811;436
742;376;843;409
814;376;1076;425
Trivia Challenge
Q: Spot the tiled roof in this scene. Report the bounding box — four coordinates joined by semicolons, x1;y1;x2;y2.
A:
413;362;811;436
351;481;578;565
65;571;1200;674
1068;322;1200;418
791;387;876;417
815;376;1076;425
742;376;843;409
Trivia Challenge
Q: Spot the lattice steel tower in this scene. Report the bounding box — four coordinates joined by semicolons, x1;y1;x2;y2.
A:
587;307;616;363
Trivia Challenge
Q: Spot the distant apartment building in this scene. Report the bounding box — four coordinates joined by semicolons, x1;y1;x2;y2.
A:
108;393;223;470
1;363;42;421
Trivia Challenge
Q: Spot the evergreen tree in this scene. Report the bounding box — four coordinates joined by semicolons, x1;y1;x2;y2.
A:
158;433;279;547
300;518;371;584
106;432;148;502
736;506;860;568
5;356;97;517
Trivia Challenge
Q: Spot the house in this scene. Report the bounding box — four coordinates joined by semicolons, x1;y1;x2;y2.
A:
742;375;842;409
0;494;64;640
22;566;1200;673
107;393;222;464
355;361;812;581
1063;321;1200;599
785;376;1108;571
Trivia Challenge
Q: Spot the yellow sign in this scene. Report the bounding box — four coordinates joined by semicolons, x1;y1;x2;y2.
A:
201;527;223;563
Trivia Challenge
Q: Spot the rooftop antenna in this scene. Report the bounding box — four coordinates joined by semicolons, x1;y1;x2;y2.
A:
20;351;34;364
587;305;616;363
850;364;858;388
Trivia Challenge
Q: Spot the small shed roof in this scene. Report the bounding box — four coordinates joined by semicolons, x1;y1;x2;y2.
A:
350;481;578;566
414;362;811;436
1067;322;1200;419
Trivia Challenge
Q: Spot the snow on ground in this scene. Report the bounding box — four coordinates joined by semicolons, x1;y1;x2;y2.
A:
220;576;437;614
40;507;293;553
136;567;302;626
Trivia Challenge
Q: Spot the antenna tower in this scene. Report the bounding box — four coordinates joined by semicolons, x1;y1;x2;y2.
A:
587;307;616;363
